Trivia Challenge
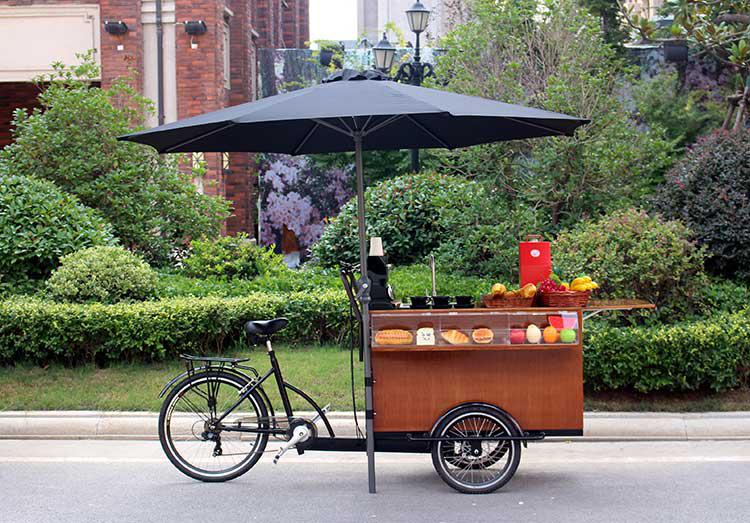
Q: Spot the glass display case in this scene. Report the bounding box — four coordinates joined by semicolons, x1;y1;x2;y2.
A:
370;308;582;351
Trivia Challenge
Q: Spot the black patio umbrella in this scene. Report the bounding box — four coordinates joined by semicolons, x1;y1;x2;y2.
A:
120;69;589;493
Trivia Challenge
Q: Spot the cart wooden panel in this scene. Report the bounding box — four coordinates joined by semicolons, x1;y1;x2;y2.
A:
370;308;584;434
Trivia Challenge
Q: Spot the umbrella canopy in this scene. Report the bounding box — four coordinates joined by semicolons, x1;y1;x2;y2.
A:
120;70;588;154
119;70;589;495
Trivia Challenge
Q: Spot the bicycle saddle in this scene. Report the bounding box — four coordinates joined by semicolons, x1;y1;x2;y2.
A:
244;317;289;336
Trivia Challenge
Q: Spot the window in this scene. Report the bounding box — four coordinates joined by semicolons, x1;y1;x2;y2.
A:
223;16;231;89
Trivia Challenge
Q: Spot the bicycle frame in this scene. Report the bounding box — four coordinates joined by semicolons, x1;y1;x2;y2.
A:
170;340;335;439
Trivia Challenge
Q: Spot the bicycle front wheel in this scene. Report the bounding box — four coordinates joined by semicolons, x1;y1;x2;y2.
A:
158;370;269;482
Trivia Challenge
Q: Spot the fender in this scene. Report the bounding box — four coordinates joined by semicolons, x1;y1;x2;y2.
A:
158;366;276;420
429;402;526;447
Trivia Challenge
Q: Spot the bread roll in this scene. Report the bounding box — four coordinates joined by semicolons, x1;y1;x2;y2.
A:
441;329;470;345
374;329;413;345
472;328;494;344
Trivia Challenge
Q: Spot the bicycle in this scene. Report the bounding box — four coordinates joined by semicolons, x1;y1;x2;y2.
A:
158;317;337;482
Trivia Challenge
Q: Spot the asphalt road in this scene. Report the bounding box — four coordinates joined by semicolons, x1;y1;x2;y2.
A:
2;440;749;523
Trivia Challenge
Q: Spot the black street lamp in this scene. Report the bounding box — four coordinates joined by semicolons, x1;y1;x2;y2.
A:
371;3;435;172
397;2;435;172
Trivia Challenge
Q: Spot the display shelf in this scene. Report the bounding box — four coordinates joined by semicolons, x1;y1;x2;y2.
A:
372;342;578;352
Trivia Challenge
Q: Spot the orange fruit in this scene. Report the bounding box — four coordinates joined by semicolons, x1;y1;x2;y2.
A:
543;326;559;343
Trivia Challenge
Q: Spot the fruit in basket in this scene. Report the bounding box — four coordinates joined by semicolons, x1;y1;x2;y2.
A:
472;328;494;344
510;329;526;344
543;325;559;343
503;290;518;298
526;324;542;344
538;278;565;293
520;283;537;298
491;283;507;296
570;275;599;292
560;328;577;343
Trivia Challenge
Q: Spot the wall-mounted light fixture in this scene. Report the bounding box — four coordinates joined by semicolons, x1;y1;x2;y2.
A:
184;20;207;36
104;20;128;35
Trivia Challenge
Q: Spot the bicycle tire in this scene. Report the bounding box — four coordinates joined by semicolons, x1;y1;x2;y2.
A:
158;370;269;482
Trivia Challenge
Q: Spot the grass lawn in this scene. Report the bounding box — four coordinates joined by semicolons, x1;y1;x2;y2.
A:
1;346;749;412
0;345;364;412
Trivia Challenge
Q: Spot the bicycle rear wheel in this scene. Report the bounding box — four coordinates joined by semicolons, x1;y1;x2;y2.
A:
158;370;269;482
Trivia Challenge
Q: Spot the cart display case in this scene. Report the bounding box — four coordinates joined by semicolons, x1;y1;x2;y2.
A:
370;308;585;436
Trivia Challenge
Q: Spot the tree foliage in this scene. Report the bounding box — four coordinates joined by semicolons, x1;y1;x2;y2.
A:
0;55;230;266
431;0;674;227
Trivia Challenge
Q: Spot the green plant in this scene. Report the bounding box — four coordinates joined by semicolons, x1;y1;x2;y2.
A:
434;202;545;279
655;130;750;279
181;234;287;280
585;310;750;392
0;173;116;287
46;246;158;303
554;209;707;313
633;71;723;149
310;172;485;267
431;0;675;227
0;290;348;365
0;55;230;266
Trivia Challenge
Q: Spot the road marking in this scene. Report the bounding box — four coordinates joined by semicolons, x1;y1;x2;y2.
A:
2;455;750;465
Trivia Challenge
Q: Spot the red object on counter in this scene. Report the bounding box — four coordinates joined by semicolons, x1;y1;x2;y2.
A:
519;234;552;287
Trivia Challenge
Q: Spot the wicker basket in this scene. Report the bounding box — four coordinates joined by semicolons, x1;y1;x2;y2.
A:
538;290;591;307
482;293;534;308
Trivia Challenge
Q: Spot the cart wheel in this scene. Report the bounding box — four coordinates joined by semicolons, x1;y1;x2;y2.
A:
431;405;521;494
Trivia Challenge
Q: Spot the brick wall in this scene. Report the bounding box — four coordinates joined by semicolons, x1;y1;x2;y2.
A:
99;0;143;91
283;0;309;48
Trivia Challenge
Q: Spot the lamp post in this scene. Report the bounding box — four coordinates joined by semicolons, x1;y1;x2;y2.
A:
400;2;436;172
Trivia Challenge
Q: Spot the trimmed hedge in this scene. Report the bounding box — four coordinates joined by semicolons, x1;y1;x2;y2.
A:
585;310;750;393
2;291;749;394
0;290;347;365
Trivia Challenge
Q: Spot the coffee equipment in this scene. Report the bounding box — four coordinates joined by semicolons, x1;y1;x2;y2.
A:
367;237;395;310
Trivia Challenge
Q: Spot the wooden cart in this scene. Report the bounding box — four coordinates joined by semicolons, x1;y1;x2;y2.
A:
362;300;654;493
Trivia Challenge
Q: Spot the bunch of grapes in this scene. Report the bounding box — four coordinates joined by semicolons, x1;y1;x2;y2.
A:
538;278;565;293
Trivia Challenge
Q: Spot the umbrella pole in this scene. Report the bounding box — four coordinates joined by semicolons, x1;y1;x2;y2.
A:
354;134;376;494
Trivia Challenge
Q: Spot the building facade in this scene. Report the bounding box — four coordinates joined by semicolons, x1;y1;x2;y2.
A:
0;0;309;236
357;0;466;46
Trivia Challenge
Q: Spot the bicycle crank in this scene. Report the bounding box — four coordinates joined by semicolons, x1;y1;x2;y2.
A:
273;418;317;464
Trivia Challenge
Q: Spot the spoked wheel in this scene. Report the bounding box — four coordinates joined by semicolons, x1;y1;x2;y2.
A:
158;370;269;482
431;405;522;494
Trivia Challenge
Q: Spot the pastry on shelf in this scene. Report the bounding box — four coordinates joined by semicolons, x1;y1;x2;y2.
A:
416;327;436;346
374;329;413;345
471;328;494;344
440;329;470;345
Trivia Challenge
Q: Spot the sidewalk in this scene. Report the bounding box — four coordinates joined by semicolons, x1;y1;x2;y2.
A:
2;411;750;441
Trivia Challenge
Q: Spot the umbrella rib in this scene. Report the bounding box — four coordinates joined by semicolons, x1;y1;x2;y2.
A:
337;117;354;134
405;115;452;149
312;118;354;138
505;117;567;136
164;122;235;153
292;122;320;155
361;114;405;137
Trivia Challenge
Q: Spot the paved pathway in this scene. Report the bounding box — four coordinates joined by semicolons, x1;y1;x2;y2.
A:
2;439;749;522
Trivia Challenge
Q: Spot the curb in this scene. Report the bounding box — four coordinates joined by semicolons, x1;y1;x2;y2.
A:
2;411;750;441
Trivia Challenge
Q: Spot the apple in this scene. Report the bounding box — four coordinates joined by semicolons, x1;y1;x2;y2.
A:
510;329;526;344
560;328;577;343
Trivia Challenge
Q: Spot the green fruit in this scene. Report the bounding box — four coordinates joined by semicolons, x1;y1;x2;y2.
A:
560;328;577;343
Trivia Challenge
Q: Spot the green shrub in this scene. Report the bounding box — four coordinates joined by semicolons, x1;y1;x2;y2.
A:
311;172;485;268
0;174;115;286
632;71;723;149
0;56;230;265
0;290;348;365
655;130;750;278
182;234;287;280
554;209;707;312
434;203;544;279
388;265;491;300
46;246;157;303
585;311;750;392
